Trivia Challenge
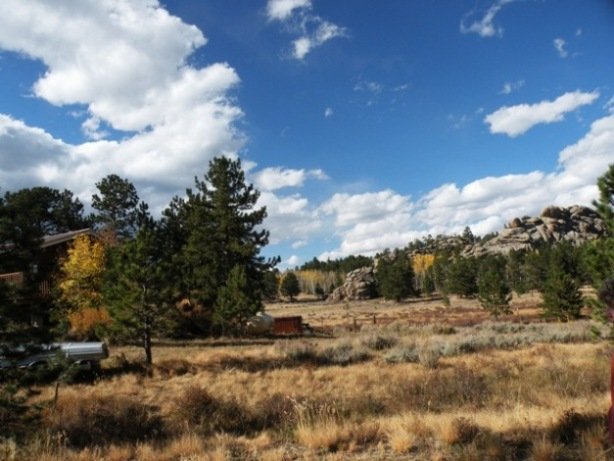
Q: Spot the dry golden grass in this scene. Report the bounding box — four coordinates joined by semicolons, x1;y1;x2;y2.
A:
266;290;546;329
10;293;614;460
531;436;563;461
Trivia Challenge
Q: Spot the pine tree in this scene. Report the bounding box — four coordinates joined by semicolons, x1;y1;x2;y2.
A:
542;269;583;321
541;242;583;320
478;255;512;317
103;217;173;367
215;265;261;334
376;250;414;301
262;270;280;301
91;174;140;240
445;256;478;298
521;248;550;292
182;157;278;329
461;226;475;245
580;164;614;321
583;164;614;288
431;252;450;294
280;272;300;301
594;164;614;236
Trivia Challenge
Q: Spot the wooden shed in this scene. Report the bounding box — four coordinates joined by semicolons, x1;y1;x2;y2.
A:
272;316;303;335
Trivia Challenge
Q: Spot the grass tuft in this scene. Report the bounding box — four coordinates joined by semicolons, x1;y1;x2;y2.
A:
46;393;165;447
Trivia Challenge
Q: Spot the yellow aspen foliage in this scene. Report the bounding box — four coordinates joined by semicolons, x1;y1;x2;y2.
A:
412;254;435;275
412;254;436;295
67;307;111;340
294;270;339;295
58;234;106;311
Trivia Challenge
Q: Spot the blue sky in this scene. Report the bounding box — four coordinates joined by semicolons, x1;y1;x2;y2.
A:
0;0;613;267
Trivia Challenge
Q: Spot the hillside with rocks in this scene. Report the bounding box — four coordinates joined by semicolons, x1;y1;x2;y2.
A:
327;205;605;302
464;205;605;257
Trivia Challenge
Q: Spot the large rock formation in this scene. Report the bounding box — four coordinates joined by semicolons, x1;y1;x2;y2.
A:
328;267;377;302
465;205;604;257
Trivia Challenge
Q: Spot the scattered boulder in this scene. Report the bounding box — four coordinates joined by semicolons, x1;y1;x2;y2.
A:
329;267;377;302
508;217;523;229
541;206;569;220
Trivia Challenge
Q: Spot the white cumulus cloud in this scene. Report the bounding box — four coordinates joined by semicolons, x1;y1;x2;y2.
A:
484;90;599;137
258;192;322;245
0;0;244;211
253;167;328;191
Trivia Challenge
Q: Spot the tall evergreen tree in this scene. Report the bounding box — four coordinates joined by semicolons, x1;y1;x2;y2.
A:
594;164;614;236
91;174;140;240
583;164;614;289
521;248;550;292
542;242;584;320
103;215;173;367
431;252;451;295
181;157;277;331
478;255;512;317
542;269;583;321
445;256;478;298
581;164;614;321
376;249;414;301
262;270;280;301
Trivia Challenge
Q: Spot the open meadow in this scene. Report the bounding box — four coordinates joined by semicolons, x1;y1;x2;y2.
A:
6;293;614;461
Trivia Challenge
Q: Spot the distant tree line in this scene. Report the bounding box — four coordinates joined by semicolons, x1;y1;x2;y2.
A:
299;255;373;274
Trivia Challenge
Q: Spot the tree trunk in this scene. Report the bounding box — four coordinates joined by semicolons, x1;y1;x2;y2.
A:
141;284;153;372
144;322;152;369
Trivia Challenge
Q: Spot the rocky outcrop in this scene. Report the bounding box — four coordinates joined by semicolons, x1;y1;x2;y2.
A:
328;267;377;302
464;205;604;257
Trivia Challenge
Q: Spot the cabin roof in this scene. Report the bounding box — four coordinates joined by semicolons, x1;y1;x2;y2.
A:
40;228;92;248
